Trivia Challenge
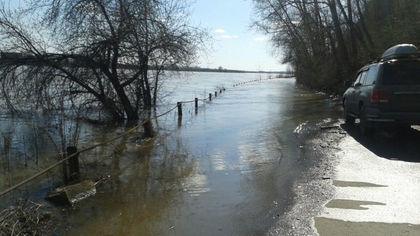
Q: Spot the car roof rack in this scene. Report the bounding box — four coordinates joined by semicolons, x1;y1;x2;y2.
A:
380;44;419;62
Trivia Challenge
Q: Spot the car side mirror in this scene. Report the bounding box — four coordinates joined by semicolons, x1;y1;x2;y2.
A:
354;82;362;87
344;80;352;88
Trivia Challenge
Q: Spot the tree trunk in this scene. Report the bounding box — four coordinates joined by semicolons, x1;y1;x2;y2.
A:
110;42;139;121
152;69;160;106
101;96;124;121
355;0;375;49
328;0;351;67
142;60;152;109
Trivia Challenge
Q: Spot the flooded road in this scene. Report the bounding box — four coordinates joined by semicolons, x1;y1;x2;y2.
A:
61;73;340;235
1;72;342;235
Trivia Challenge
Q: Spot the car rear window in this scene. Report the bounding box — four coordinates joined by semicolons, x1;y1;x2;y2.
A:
382;60;420;85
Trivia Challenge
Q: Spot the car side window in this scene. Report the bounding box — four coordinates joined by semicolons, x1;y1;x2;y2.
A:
364;65;379;85
353;73;362;86
359;71;368;85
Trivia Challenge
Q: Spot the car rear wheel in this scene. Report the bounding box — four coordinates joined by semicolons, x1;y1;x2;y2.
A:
359;105;375;137
395;124;411;134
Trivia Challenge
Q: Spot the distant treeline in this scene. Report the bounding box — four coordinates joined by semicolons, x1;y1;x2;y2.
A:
164;65;293;75
0;52;292;76
253;0;420;94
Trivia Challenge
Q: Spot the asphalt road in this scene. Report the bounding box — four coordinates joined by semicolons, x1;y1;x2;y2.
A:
316;124;420;236
267;120;420;236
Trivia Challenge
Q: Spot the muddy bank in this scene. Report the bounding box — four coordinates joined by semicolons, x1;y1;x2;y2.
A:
0;200;61;235
267;119;345;235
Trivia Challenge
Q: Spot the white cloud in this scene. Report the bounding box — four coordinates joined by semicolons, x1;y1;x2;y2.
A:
254;36;269;42
220;35;239;39
214;29;225;34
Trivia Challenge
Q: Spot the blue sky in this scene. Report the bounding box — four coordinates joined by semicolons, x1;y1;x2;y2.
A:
191;0;286;71
4;0;286;71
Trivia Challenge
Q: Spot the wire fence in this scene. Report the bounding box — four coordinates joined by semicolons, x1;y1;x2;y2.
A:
0;87;229;197
232;77;279;87
0;76;284;197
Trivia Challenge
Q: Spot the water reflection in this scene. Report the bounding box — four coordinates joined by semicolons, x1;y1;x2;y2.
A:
65;134;197;235
210;150;227;171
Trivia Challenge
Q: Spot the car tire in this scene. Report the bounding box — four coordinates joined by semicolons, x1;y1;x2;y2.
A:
395;124;411;135
343;101;355;125
359;105;374;137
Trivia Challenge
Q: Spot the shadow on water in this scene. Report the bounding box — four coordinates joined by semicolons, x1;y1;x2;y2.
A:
341;123;420;163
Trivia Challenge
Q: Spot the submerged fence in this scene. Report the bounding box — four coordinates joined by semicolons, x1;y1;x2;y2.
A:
0;77;283;197
0;88;229;197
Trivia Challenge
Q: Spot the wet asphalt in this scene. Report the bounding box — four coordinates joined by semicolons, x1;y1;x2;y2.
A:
269;120;420;236
314;124;420;236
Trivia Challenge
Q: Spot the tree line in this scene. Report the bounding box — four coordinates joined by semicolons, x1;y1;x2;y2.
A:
0;0;205;122
253;0;420;93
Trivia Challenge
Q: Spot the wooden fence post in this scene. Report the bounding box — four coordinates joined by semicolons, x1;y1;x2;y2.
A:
177;102;182;118
215;91;217;97
62;158;69;185
67;146;80;184
195;98;198;113
177;102;182;127
209;93;212;101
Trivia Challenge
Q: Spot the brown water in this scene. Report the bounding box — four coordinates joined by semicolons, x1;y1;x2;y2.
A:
0;72;341;235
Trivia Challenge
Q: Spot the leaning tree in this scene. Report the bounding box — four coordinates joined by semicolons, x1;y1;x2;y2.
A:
0;0;205;122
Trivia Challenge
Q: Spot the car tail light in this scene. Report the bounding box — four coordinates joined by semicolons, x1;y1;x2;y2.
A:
371;91;389;103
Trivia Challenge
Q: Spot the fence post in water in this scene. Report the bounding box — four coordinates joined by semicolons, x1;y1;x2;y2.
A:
67;146;80;183
62;157;69;185
177;102;182;127
195;98;198;113
215;91;217;97
220;89;222;94
177;102;182;118
209;93;212;101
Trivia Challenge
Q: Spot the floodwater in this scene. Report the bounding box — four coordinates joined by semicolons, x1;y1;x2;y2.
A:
0;72;341;235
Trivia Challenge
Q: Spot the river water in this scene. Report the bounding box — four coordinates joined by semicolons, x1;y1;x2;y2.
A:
0;72;341;235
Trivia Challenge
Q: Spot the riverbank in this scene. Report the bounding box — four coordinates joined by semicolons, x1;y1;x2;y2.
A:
266;118;344;235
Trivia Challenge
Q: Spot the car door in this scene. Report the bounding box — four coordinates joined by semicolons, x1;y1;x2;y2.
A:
361;65;379;106
347;72;363;113
353;70;368;113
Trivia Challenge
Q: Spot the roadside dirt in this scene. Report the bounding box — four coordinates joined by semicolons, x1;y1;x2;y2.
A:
267;119;346;236
0;200;60;235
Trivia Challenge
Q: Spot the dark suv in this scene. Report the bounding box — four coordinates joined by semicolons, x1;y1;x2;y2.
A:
343;44;420;136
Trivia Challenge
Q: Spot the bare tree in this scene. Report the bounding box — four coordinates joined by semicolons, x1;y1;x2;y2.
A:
252;0;420;93
0;0;205;122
